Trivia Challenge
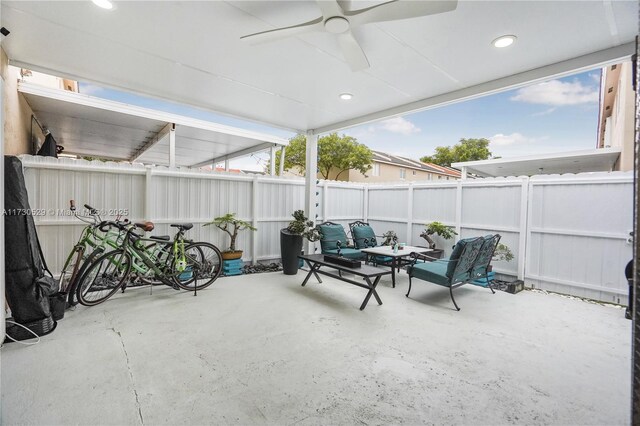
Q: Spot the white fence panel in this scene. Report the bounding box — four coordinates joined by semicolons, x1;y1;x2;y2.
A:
326;183;364;221
526;174;633;304
19;156;634;304
412;185;457;224
368;188;408;222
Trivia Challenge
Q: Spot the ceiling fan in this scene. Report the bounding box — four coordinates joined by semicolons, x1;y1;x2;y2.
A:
241;0;458;72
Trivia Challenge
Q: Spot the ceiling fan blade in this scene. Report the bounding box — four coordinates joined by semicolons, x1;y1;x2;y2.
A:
347;0;458;26
338;31;370;71
241;17;323;44
315;0;345;18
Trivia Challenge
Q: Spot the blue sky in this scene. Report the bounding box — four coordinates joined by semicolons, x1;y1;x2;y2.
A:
79;67;601;170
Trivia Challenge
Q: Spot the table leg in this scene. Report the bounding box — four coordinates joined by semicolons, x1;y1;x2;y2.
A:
301;261;322;286
391;258;397;288
360;276;383;310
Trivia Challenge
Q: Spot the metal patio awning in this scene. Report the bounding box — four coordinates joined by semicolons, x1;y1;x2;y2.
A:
452;148;622;178
18;82;287;168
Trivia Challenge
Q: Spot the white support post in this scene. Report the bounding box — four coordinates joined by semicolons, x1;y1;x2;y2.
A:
461;166;468;180
406;183;414;245
322;181;329;222
269;145;276;176
455;180;463;241
252;175;259;265
304;131;318;254
518;177;530;281
168;123;176;168
144;167;153;219
279;146;286;176
224;159;230;172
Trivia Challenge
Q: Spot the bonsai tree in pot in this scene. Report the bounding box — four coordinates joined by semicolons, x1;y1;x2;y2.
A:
280;210;319;275
204;213;256;260
419;221;458;259
492;243;514;264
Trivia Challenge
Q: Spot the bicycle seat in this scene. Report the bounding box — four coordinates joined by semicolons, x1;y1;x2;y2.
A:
170;223;193;231
135;221;155;232
150;235;170;241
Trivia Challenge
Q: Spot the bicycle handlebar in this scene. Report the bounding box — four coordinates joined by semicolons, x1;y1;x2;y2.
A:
98;220;130;233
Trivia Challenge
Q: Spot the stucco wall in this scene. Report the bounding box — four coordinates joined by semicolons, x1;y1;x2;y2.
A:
610;62;635;172
346;161;453;183
1;48;36;155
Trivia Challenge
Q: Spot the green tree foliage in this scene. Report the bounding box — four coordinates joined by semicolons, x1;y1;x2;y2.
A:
420;138;492;167
274;133;373;180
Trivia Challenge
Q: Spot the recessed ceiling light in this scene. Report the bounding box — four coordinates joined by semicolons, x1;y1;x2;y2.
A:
492;35;516;48
339;93;353;101
92;0;113;10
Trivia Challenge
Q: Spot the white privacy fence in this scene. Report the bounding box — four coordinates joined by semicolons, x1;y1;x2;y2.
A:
20;155;633;304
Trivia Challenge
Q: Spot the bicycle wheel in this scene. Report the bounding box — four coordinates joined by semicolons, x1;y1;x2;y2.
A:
172;242;223;291
67;247;104;306
76;249;132;306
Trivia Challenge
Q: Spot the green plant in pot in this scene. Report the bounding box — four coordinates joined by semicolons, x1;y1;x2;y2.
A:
493;243;514;263
204;213;256;260
280;210;320;275
419;221;457;259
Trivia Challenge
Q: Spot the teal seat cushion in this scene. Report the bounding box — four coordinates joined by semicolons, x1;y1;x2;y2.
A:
324;248;364;260
318;224;348;251
352;226;377;249
409;260;450;287
374;255;393;263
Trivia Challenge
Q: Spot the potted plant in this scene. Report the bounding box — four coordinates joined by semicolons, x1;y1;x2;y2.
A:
492;243;514;266
280;210;319;275
479;242;523;293
204;213;256;260
381;230;398;246
419;221;458;259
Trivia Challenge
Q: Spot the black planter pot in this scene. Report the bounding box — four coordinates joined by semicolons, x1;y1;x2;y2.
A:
280;229;303;275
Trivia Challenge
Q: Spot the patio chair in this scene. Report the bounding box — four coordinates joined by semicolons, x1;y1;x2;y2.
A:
468;234;502;291
348;220;394;266
316;221;364;260
406;236;486;311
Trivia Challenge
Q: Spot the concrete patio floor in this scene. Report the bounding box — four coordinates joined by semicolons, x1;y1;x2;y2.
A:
1;270;631;425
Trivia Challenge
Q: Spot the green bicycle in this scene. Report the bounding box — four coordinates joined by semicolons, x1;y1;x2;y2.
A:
58;200;127;306
75;221;223;306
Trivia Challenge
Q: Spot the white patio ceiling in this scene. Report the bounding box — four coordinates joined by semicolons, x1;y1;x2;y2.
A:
452;148;622;177
18;82;287;167
1;1;636;134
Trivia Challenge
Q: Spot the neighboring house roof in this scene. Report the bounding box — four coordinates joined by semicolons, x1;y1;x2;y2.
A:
371;150;460;178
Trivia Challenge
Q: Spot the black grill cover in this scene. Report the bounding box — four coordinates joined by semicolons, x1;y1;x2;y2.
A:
4;156;51;323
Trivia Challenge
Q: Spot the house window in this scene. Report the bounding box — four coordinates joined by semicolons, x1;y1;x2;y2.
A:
412;170;416;176
371;163;380;177
400;168;406;179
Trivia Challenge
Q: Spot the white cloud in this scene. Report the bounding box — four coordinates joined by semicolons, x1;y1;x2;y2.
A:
79;83;104;96
380;117;421;135
510;79;599;106
489;132;544;147
532;107;557;117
